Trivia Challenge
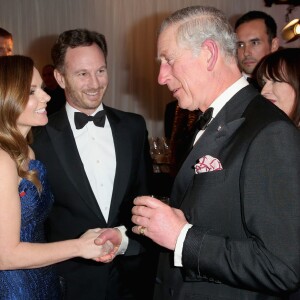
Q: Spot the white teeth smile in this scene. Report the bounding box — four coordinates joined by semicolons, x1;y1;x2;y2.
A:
85;92;98;96
35;108;46;113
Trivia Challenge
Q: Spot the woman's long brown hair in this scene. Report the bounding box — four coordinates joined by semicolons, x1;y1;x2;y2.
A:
0;55;41;192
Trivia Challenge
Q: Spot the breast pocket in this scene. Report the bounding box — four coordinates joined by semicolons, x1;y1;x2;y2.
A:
181;169;237;230
192;169;227;187
182;169;228;213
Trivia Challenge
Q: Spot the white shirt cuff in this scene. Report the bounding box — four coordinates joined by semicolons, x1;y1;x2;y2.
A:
114;225;129;255
174;223;193;267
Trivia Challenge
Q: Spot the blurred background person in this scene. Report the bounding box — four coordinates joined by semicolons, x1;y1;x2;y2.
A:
166;101;200;177
164;99;177;140
41;64;66;115
0;27;13;56
257;48;300;128
235;11;279;88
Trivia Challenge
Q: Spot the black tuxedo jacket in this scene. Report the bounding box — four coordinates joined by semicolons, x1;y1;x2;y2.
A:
32;105;153;300
154;86;300;300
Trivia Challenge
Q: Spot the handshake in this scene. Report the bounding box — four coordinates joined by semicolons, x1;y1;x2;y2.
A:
78;228;122;263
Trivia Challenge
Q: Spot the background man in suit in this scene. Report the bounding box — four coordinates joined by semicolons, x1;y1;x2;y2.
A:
235;11;279;82
0;27;13;56
130;6;300;299
32;29;155;300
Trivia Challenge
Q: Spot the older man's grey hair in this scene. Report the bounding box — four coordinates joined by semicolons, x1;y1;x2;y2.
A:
159;6;237;61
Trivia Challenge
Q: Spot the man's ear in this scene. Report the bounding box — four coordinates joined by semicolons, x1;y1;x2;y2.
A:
271;37;280;52
54;69;66;89
202;39;218;71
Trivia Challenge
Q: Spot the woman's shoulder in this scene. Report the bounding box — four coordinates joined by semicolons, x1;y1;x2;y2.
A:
0;149;18;181
0;149;15;166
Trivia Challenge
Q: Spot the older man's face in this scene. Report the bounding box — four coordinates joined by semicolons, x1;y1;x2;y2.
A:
0;36;13;56
157;25;210;112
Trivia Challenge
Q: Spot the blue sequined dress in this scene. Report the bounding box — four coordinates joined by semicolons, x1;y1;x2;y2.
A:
0;160;61;299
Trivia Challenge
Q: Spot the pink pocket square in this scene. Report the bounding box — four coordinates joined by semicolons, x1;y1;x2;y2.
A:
194;155;223;174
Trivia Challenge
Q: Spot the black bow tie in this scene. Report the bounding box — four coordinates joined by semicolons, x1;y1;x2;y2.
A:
196;107;214;131
74;110;106;129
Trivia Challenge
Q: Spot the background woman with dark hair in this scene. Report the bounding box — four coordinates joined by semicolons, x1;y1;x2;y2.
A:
257;48;300;299
256;48;300;128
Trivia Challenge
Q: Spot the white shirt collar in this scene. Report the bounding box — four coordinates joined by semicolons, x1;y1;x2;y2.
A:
193;77;249;145
242;72;250;80
209;76;249;119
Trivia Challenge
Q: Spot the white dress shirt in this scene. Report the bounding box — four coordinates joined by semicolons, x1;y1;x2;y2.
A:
66;103;128;254
174;77;249;266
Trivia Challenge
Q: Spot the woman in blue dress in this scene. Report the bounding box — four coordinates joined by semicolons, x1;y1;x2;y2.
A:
0;55;111;299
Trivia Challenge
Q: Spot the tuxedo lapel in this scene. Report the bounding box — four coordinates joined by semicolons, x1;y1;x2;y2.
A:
103;107;131;225
171;85;259;208
46;109;105;221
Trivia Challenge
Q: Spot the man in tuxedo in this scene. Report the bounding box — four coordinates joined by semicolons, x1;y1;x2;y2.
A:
235;11;279;89
130;6;300;299
32;29;155;300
